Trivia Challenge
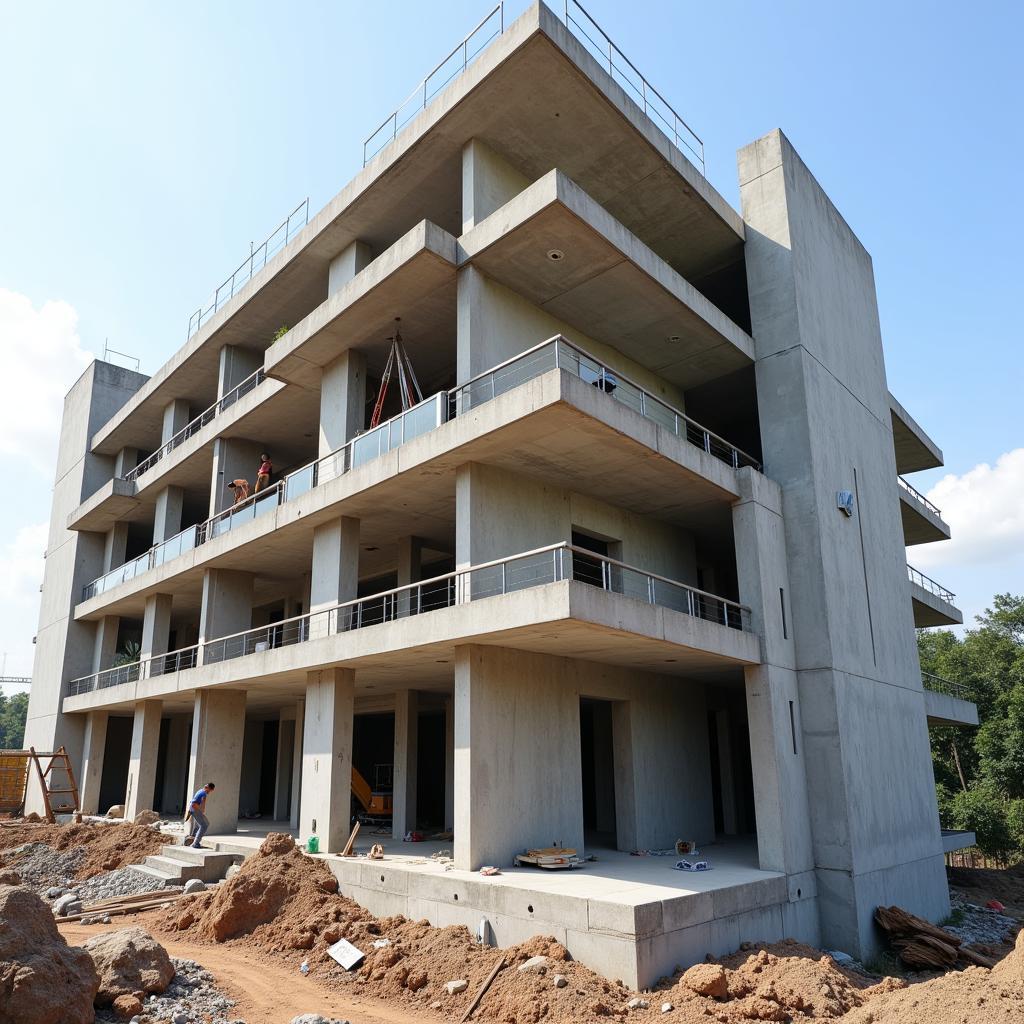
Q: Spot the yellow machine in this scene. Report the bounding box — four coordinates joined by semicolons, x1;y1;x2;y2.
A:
351;765;392;821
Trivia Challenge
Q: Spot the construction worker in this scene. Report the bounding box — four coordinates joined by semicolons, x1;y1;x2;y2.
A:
254;452;273;493
185;782;215;849
226;479;250;505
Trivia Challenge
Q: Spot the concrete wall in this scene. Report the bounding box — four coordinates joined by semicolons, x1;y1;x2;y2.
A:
24;360;147;813
453;644;714;869
456;461;697;584
457;268;686;410
739;129;947;954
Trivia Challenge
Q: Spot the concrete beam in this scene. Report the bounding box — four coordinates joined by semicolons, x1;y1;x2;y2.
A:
125;699;162;819
187;689;247;835
301;669;355;852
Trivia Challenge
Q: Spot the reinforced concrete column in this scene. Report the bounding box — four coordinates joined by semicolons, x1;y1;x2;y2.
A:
141;593;173;660
79;711;109;815
328;240;372;296
274;707;297;821
102;523;128;573
319;350;366;457
153;486;184;543
301;669;355;852
187;689;247;835
396;535;422;617
461;138;529;233
162;399;190;445
309;517;359;637
92;616;120;674
113;447;139;479
160;716;190;815
198;569;253;654
290;697;304;831
444;696;454;830
125;699;162;819
217;345;263;398
453;645;583;870
392;690;418;838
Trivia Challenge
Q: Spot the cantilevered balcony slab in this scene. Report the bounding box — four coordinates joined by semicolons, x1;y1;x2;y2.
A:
898;477;951;547
66;478;140;533
924;689;978;728
459;171;754;389
265;221;457;388
909;566;962;628
63;577;760;716
890;392;943;474
74;366;745;622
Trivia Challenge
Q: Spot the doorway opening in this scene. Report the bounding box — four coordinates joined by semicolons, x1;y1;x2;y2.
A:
580;697;617;849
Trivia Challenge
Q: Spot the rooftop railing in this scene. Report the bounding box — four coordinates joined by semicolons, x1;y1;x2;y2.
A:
563;0;704;173
922;671;970;702
898;475;943;519
124;370;267;483
361;1;705;176
908;564;956;604
186;199;309;340
81;336;757;602
68;543;751;696
363;4;505;164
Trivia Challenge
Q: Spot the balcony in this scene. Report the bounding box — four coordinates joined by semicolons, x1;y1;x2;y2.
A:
66;543;757;706
908;564;962;628
898;475;950;546
79;336;759;607
922;671;978;727
889;392;943;475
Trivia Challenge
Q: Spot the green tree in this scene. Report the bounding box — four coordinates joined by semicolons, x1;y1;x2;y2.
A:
0;692;29;748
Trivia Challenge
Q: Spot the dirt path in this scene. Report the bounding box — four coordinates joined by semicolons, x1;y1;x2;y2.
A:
59;914;433;1024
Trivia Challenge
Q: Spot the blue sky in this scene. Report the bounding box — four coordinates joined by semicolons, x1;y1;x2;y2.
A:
0;0;1021;692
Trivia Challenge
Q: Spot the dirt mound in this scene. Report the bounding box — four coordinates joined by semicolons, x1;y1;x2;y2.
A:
949;864;1024;920
0;818;164;879
0;883;99;1024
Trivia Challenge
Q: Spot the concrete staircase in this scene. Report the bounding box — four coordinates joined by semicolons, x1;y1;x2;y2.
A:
133;844;241;887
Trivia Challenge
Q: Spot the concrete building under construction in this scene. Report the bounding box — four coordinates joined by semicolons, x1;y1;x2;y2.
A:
24;1;978;987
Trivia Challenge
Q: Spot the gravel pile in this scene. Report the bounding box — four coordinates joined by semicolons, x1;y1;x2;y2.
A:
78;866;177;902
94;957;244;1024
945;892;1019;947
7;841;85;893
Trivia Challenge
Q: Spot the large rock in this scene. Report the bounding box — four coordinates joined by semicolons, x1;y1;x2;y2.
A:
106;804;125;819
132;810;160;827
681;962;729;998
0;883;99;1024
82;926;174;1004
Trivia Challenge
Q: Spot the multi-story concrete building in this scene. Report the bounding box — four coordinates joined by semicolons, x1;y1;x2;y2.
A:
25;1;978;987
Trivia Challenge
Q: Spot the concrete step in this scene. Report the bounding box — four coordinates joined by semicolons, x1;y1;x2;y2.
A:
142;855;205;882
158;845;240;881
129;863;179;887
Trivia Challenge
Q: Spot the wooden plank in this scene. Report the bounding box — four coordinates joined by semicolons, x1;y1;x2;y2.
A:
29;748;54;824
341;821;361;858
460;956;505;1022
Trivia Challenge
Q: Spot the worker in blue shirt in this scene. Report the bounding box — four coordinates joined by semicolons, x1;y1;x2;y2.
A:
186;782;215;849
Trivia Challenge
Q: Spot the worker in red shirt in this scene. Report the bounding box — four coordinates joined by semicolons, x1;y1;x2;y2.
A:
254;452;273;493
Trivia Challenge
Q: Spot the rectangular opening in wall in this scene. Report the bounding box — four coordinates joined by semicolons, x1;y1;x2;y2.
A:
789;700;797;755
571;530;611;587
580;697;617;849
780;587;788;639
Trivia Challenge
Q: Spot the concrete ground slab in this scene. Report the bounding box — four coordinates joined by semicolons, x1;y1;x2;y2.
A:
200;824;794;987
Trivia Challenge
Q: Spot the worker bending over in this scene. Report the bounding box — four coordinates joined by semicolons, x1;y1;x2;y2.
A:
227;479;250;505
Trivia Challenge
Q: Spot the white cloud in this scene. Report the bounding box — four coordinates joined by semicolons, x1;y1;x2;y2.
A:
0;289;93;476
0;520;47;691
914;448;1024;570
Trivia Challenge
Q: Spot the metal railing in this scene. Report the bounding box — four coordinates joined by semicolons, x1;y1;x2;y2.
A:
82;337;758;602
898;476;943;518
922;671;970;702
908;564;956;604
563;1;704;173
363;4;504;164
448;336;761;469
68;544;751;695
186;199;309;339
124;370;267;483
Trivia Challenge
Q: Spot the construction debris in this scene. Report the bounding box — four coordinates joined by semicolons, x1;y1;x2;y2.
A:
513;847;582;870
875;904;998;969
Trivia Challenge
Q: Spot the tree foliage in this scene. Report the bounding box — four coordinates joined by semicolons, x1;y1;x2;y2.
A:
0;692;29;749
922;594;1024;860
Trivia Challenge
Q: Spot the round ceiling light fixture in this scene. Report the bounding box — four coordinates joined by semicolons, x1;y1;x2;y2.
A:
667;335;682;344
546;248;565;262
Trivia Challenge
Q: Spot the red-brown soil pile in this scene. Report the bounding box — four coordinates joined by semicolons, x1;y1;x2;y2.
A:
0;818;165;878
159;834;1024;1023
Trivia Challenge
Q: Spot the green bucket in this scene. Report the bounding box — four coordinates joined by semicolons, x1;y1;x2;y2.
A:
306;835;320;854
